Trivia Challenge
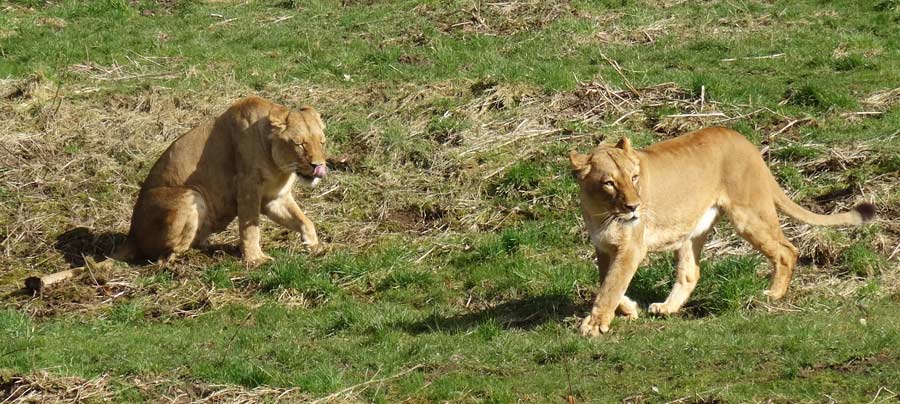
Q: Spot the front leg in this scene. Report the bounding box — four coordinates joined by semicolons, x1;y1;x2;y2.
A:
595;248;640;320
580;247;645;336
237;176;272;267
263;196;323;255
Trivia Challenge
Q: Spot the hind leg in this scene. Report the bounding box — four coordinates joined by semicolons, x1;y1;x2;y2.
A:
649;232;708;315
130;187;208;261
726;203;798;300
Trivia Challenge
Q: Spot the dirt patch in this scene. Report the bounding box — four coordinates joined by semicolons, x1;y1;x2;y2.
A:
800;351;897;377
381;203;449;233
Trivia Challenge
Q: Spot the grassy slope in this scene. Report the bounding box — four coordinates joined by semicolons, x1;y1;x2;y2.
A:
1;0;899;402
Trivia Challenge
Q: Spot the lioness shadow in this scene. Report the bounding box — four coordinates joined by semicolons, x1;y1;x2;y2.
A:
54;227;240;267
399;294;583;335
54;227;128;267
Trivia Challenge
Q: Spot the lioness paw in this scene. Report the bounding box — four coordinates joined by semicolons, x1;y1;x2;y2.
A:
306;242;326;256
579;316;610;337
648;302;677;315
618;299;640;320
244;252;273;267
763;289;786;300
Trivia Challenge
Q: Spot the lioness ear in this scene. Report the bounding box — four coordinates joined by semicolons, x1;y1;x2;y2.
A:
569;151;592;180
615;136;633;153
269;108;289;132
301;106;326;130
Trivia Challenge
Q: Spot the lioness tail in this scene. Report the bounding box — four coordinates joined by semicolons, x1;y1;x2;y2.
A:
770;179;875;226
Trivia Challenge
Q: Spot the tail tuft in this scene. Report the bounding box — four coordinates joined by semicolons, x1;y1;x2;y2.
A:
854;203;877;222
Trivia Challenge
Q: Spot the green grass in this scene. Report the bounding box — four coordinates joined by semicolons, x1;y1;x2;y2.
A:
1;0;899;402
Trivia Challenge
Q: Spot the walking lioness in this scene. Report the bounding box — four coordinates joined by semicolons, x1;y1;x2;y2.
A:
570;127;875;336
115;96;328;266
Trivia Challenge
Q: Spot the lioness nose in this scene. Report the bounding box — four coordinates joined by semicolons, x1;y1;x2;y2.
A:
625;203;640;212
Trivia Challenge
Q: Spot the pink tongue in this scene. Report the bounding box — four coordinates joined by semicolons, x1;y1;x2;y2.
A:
313;165;328;178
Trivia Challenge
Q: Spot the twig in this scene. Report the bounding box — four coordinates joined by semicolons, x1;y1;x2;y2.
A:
309;364;423;404
209;17;240;28
721;53;785;62
700;85;705;111
606;110;640;126
414;246;437;263
841;111;884;117
770;118;812;138
666;112;727;118
664;385;729;404
712;108;764;123
887;243;900;262
868;386;897;404
598;50;640;97
267;15;294;24
217;311;254;363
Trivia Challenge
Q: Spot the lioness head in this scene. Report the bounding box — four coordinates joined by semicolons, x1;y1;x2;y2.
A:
569;137;642;222
269;105;328;186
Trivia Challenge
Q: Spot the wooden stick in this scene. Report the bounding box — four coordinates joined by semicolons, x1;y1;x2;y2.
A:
666;112;727;118
721;53;785;62
24;268;82;294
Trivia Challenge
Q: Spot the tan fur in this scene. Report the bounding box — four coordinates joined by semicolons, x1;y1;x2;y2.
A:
114;96;328;266
570;127;875;336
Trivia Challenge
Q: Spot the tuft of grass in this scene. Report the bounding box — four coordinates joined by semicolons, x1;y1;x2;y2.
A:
689;256;767;316
840;243;886;277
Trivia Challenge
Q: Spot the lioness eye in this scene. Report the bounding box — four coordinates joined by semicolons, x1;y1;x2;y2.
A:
632;175;639;183
603;180;615;187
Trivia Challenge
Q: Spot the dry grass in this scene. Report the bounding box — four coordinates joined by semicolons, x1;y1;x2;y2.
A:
0;370;332;403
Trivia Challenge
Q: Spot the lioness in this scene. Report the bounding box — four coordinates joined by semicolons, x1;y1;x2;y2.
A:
570;127;875;336
114;96;328;266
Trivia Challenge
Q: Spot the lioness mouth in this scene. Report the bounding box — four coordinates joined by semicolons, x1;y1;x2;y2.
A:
297;165;328;180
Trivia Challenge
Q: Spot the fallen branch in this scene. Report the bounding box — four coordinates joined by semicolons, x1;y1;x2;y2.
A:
24;268;82;294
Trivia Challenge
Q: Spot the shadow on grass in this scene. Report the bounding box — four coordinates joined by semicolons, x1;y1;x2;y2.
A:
399;293;584;334
54;227;127;267
54;227;241;267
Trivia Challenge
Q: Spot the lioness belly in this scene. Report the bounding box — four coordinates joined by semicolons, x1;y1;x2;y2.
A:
645;207;719;252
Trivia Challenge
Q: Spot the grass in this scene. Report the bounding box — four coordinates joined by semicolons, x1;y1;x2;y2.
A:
1;0;899;402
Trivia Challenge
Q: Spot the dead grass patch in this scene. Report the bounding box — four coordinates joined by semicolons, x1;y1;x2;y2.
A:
0;370;324;403
434;1;573;36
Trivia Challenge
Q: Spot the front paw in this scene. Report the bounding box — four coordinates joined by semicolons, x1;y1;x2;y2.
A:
579;315;611;337
648;302;676;315
762;288;786;300
306;241;325;256
244;250;273;267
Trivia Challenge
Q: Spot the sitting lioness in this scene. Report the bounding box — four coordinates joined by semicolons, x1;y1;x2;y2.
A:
114;96;328;266
570;127;875;336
